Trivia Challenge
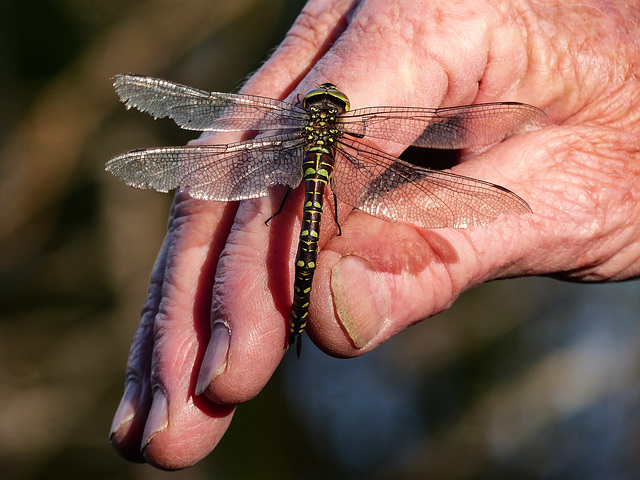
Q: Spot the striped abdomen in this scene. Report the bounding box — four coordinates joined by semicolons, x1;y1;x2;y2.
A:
289;148;335;356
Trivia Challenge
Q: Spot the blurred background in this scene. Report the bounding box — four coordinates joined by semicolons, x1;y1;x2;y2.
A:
1;0;639;479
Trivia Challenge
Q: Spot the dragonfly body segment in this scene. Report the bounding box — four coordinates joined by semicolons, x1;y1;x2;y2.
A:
288;84;349;355
107;74;544;355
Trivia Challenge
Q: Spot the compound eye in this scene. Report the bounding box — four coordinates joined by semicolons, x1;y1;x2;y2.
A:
302;84;350;111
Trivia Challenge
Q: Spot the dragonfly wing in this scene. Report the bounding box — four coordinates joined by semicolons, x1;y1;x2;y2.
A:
114;74;308;132
332;139;531;229
106;134;305;201
339;103;545;149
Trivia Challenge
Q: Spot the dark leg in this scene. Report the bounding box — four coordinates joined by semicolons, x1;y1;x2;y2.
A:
332;192;342;236
265;187;292;226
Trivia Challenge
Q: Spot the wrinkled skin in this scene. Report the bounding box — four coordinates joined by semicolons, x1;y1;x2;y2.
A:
109;0;640;470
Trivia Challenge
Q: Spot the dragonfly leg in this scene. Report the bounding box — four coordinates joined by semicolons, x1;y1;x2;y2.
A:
264;187;292;226
332;192;342;236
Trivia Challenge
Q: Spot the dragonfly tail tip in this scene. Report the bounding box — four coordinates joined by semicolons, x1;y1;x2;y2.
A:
289;332;303;358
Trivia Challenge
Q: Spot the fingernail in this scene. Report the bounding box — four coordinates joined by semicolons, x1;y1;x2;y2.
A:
331;255;389;348
141;387;168;450
195;321;230;396
109;379;141;439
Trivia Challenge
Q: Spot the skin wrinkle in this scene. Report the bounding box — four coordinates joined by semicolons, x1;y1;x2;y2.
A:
410;7;488;103
152;301;199;383
283;11;333;56
548;3;638;120
275;0;356;82
572;45;622;115
138;246;169;349
506;125;639;279
580;80;640;129
565;179;640;280
240;1;358;100
604;241;640;280
533;140;639;276
397;11;420;92
418;242;461;306
518;8;561;101
338;4;438;104
465;211;532;283
520;4;636;115
558;251;629;281
416;230;467;300
562;129;638;214
389;252;454;330
517;4;606;117
480;5;532;100
590;163;640;269
153;321;195;400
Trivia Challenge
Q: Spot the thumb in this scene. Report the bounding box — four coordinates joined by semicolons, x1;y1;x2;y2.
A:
311;210;529;355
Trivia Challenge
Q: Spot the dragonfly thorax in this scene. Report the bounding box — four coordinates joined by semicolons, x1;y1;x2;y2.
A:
303;104;342;147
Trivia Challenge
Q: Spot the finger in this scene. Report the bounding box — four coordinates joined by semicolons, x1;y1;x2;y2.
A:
309;137;538;356
198;0;535;397
192;0;362;400
297;0;555;108
109;2;356;464
495;125;640;282
194;192;296;404
239;0;356;98
307;100;640;356
197;0;547;364
116;194;238;469
269;0;569;355
109;0;357;464
109;225;171;462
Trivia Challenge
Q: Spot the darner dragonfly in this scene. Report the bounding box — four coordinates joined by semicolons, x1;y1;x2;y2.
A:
106;74;544;356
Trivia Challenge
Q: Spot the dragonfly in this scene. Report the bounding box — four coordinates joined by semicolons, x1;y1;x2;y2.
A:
106;73;544;356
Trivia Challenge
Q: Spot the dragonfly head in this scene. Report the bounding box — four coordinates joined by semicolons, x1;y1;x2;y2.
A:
302;83;350;112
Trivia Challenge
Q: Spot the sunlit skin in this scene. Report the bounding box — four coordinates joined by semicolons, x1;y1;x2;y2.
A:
109;0;640;470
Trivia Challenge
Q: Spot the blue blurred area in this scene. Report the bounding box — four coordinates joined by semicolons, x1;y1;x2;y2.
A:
283;340;426;475
283;278;640;480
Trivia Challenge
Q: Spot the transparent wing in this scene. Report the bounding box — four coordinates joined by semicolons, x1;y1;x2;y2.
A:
332;138;531;229
106;134;305;201
113;73;308;132
339;102;546;149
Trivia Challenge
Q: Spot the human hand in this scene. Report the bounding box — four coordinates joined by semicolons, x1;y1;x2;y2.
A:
109;0;640;469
